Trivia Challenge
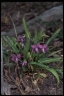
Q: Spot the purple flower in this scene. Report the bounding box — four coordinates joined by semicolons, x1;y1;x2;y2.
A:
41;44;48;53
22;60;27;66
37;43;48;53
31;45;39;53
18;35;25;42
37;43;43;51
31;43;48;54
12;54;21;63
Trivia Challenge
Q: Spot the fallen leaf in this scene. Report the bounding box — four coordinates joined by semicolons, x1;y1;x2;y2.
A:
37;78;44;84
39;73;47;78
15;77;20;86
33;80;38;86
25;86;32;92
4;70;11;82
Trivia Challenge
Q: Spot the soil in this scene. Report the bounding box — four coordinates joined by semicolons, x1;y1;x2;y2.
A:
1;2;63;95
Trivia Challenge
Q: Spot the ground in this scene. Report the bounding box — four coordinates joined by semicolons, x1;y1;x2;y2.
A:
1;2;63;95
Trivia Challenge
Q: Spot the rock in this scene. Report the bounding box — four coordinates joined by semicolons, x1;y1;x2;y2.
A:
1;5;63;36
1;31;7;36
53;2;60;6
39;5;63;21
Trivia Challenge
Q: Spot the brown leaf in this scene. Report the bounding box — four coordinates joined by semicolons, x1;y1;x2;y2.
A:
15;77;20;86
25;86;32;92
33;80;38;86
4;70;11;82
37;78;44;84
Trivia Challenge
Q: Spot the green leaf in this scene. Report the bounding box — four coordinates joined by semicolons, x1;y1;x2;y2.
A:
37;30;43;41
33;30;38;44
33;30;46;44
6;36;19;54
31;52;36;60
48;49;63;57
39;73;47;78
29;61;49;69
46;68;60;84
23;18;31;39
2;36;7;45
4;63;15;67
27;52;32;59
54;68;63;75
46;28;61;45
23;38;30;55
29;61;60;84
23;18;31;55
22;66;28;72
38;57;62;64
3;54;7;61
38;29;43;37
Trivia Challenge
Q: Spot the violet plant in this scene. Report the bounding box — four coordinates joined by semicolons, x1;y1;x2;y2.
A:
2;18;63;84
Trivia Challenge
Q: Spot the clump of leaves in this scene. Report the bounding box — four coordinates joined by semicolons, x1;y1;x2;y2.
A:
2;18;63;84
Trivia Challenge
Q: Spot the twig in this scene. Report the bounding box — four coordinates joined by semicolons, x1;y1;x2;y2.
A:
10;75;26;95
7;13;17;38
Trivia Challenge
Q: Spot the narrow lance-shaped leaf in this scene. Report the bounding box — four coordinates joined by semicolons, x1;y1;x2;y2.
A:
23;18;31;39
54;68;63;75
46;68;60;84
24;38;30;54
6;36;19;54
33;30;38;44
38;30;43;40
38;57;62;64
48;49;63;57
23;18;31;54
29;61;60;84
46;28;61;45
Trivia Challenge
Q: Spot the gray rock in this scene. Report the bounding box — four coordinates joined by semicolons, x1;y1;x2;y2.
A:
1;31;7;36
39;5;63;21
1;5;63;36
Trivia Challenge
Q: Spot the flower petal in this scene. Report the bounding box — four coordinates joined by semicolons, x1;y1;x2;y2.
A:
15;58;18;63
43;44;47;48
18;35;25;42
12;54;16;58
35;48;39;53
31;45;36;49
12;54;16;61
12;58;15;61
37;43;43;49
42;48;46;53
22;60;27;66
17;54;21;58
